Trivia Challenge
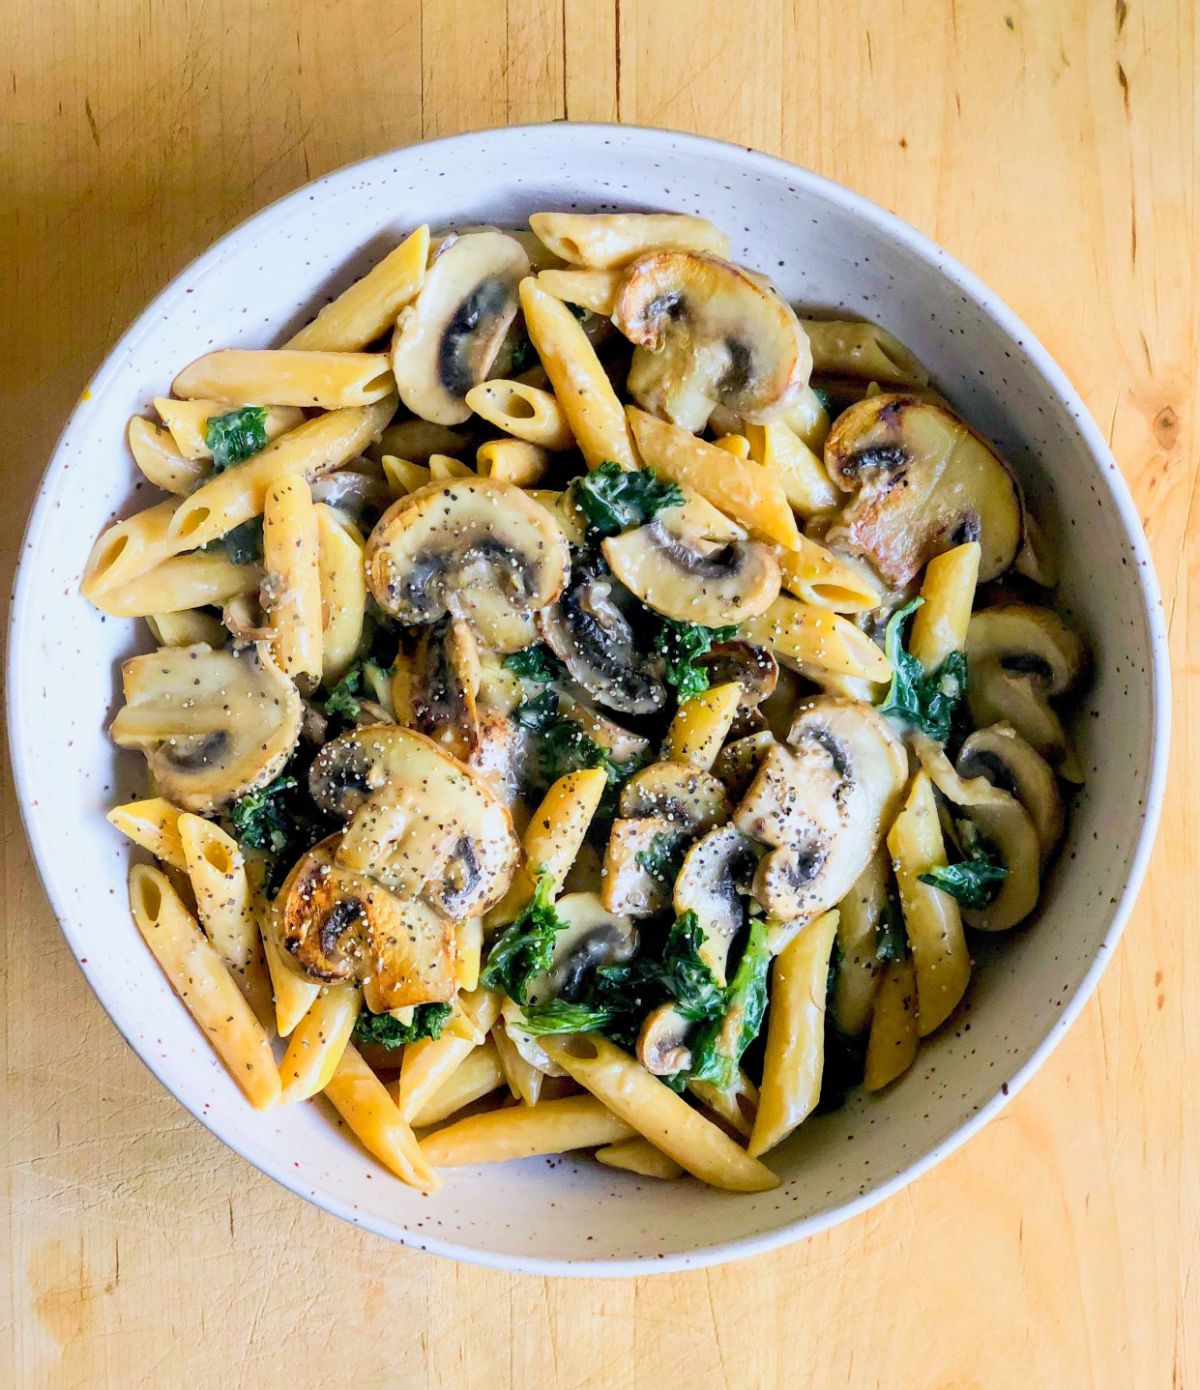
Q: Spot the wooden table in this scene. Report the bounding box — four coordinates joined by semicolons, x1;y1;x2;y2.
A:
2;2;1196;1385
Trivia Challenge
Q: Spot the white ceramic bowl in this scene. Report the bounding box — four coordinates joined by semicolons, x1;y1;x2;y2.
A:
9;124;1169;1275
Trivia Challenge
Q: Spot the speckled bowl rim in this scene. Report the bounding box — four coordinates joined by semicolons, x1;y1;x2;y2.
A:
8;122;1171;1277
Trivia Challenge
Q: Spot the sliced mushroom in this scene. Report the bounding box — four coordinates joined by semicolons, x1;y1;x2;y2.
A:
390;230;531;425
696;641;778;711
824;393;1023;588
965;605;1087;769
557;693;653;766
733;697;907;921
602;817;689;916
391;616;482;761
613;252;812;432
638;1002;694;1076
673;824;761;980
538;569;666;715
223;590;274;643
366;477;570;653
618;762;730;830
277;835;454;1011
957;723;1063;862
713;730;778;801
110;642;301;813
467;708;521;808
602;514;780;627
309;466;393;532
309;724;520;919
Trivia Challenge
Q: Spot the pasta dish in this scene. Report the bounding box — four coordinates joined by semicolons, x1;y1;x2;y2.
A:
80;212;1088;1193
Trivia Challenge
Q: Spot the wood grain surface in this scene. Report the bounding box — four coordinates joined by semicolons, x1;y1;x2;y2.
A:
2;2;1196;1386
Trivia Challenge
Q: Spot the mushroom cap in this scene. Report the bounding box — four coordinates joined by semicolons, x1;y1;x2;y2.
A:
618;762;730;830
391;229;531;425
696;640;779;714
277;835;455;1011
824;393;1023;588
538;569;666;716
601;816;688;917
613;251;812;432
109;642;302;813
673;824;762;980
557;693;653;766
308;723;520;921
733;696;907;921
637;1002;694;1076
712;730;779;802
391;616;482;762
365;477;570;653
602;515;780;627
957;723;1064;862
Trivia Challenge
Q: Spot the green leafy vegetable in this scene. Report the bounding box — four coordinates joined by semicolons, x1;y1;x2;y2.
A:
227;753;338;894
810;384;833;417
568;303;590;323
352;1002;453;1050
573;462;684;537
874;897;908;964
918;820;1007;908
877;597;968;743
205;406;269;472
652;617;739;705
513;999;615;1036
504;643;568;685
651;911;728;1022
512;691;644;812
689;918;772;1088
229;774;300;856
817;937;867;1113
480;872;570;1005
635;830;689;890
321;658;389;721
201;516;263;566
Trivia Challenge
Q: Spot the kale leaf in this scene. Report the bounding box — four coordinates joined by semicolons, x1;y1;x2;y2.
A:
652;617;739;705
227;754;337;894
651;911;728;1021
573;462;684;537
321;657;390;721
480;872;570;1005
918;819;1008;908
512;999;615;1036
205;406;269;472
816;937;867;1114
635;830;689;890
689;918;771;1088
512;691;644;812
874;897;908;964
877;597;968;742
352;1002;453;1050
504;643;568;685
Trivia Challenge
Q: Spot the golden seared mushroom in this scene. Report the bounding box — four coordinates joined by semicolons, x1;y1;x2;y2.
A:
619;762;730;830
713;730;778;801
965;605;1087;771
602;817;689;917
309;724;520;920
391;229;531;425
467;708;522;808
277;836;454;1011
558;693;653;767
366;477;570;653
602;509;781;627
110;642;301;813
673;825;762;979
823;393;1023;588
957;723;1064;862
638;1002;694;1076
697;640;778;731
733;697;907;921
391;616;482;761
612;252;812;431
538;567;667;716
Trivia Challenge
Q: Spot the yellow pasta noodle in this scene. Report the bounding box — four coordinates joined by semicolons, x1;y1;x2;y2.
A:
90;551;257;618
782;384;832;452
741;596;892;683
745;419;839;517
260;901;321;1037
492;1020;544;1106
381;453;432;495
595;1137;684;1179
173;349;394;410
476;438;550;486
279;983;362;1103
662;683;742;770
833;851;888;1036
107;797;187;871
394;989;502;1120
153;397;304;460
177;814;258;972
263;475;323;681
774;535;881;613
410;1039;505;1128
713;433;751;459
529;211;729;268
864;954;920;1091
535;266;622;315
323;1042;440;1192
465;380;574;451
455;917;483;992
313;502;365;684
373;419;468;465
82;498;183;598
127;416;208;494
689;1070;759;1139
427;452;474;481
421;1095;634;1167
800;319;929;387
146;608;227;647
909;541;981;673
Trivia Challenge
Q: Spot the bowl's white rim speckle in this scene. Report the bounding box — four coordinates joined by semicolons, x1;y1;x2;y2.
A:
7;123;1171;1277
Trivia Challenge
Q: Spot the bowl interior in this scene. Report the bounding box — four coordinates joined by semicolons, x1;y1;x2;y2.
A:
9;125;1165;1273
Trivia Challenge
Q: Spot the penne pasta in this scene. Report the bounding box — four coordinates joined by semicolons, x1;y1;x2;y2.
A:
427;452;474;481
741;596;892;683
279;983;362;1103
833;851;889;1036
146;608;227;647
627;408;800;547
529;211;729;268
454;917;483;992
396;1034;476;1121
107;797;187;871
263;476;323;682
177;814;258;972
127;416;208;494
535;266;622;316
864;954;920;1091
749;909;841;1157
909;541;981;673
465;379;574;451
540;1034;779;1192
476;438;550;486
90;551;257;618
260;901;321;1037
128;865;280;1109
153;397;303;460
82;498;184;598
662;683;743;770
745;420;839;517
595;1137;684;1180
285;225;430;352
173;349;394;410
519;278;639;471
492;1020;544;1106
314;503;366;683
372;419;468;465
800;319;929;387
774;535;882;613
887;771;972;1036
381;453;432;495
324;1042;441;1191
781;384;832;452
689;1069;759;1139
713;433;752;459
410;1039;505;1128
421;1095;634;1167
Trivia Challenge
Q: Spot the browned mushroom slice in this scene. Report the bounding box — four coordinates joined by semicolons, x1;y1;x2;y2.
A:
673;825;762;980
618;762;730;831
823;393;1023;588
601;817;688;917
392;616;482;761
637;1002;695;1076
957;723;1063;862
712;731;778;801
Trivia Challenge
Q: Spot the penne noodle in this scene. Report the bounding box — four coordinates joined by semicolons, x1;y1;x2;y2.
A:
775;535;882;613
627;408;800;547
749;909;840;1157
713;433;752;459
372;419;468;465
285;225;430;352
455;917;483;992
279;983;362;1103
177;814;258;972
82;498;183;598
127;416;208;495
745;420;839;517
173;349;394;410
689;1069;759;1139
476;438;550;486
107;797;187;871
741;596;892;683
492;1020;544;1106
595;1137;684;1179
864;954;920;1091
519;278;639;471
314;502;366;683
396;1034;476;1121
833;851;889;1036
167;397;395;551
427;452;474;481
324;1042;441;1192
909;541;981;673
662;683;743;770
146;608;227;647
153;397;303;461
381;453;432;495
410;1039;505;1128
259;901;321;1037
527;488;586;546
535;266;622;316
465;380;574;451
91;551;257;618
263;476;323;682
541;1034;780;1192
781;384;832;452
128;865;279;1109
887;771;972;1037
800;319;929;387
529;211;729;268
421;1095;635;1167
